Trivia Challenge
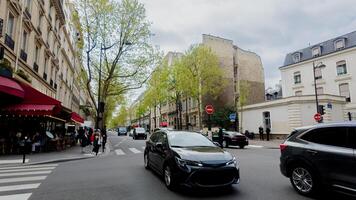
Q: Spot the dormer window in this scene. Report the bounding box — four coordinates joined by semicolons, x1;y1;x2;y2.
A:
312;46;321;57
292;52;301;63
334;38;345;50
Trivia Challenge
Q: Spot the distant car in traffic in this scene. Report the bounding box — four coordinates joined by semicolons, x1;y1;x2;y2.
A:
280;122;356;197
118;127;127;136
144;130;240;189
133;127;147;140
212;131;248;148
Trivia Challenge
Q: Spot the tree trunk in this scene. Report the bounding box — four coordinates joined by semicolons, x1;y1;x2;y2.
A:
154;105;157;129
239;106;243;133
197;97;203;130
185;97;189;130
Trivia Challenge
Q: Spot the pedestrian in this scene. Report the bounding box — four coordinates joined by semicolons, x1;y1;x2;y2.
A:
92;130;101;156
102;126;107;152
218;127;224;148
31;132;41;153
266;127;271;141
258;126;264;141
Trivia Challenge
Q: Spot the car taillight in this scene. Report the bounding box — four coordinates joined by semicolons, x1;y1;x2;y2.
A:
280;144;287;152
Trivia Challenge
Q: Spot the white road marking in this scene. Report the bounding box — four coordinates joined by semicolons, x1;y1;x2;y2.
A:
0;159;29;165
0;167;56;173
0;193;32;200
0;183;40;192
114;138;128;147
0;176;47;184
0;164;58;170
129;148;141;154
248;145;264;148
115;149;125;155
0;170;52;177
141;146;145;149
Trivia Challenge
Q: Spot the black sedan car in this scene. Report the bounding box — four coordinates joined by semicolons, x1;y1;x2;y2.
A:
144;130;240;189
212;131;249;148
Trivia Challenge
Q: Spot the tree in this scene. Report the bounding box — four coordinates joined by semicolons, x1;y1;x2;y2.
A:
237;80;250;133
178;45;227;129
75;0;160;128
109;104;129;128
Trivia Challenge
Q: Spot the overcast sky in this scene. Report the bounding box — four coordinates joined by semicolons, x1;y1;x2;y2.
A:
139;0;356;88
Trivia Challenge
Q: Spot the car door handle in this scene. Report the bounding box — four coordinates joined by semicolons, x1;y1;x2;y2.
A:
306;150;318;155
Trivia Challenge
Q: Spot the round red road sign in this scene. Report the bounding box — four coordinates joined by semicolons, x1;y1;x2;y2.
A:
314;113;322;122
205;105;214;115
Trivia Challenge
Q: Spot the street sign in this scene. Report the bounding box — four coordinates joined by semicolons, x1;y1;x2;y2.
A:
314;113;322;122
205;105;214;115
229;113;236;122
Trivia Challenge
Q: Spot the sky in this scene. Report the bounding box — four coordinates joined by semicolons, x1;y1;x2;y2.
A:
139;0;356;88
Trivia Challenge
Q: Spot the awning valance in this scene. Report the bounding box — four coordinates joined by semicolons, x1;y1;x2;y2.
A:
0;76;25;99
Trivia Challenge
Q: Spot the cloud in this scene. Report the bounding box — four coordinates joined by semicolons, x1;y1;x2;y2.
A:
140;0;356;88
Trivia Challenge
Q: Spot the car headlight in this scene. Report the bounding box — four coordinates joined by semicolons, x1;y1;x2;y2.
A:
175;157;203;167
226;157;237;167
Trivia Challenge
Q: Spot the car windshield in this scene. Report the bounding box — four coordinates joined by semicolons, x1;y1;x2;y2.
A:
136;128;145;133
119;128;126;132
168;132;215;147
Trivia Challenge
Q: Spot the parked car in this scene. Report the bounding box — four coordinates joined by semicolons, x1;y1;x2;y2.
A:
212;131;248;148
133;127;147;140
118;127;127;136
280;122;356;197
144;130;240;190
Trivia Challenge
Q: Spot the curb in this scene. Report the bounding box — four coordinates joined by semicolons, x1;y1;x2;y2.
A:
26;155;95;165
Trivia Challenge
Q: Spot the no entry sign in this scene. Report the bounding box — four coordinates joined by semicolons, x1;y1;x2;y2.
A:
314;113;322;122
205;105;214;115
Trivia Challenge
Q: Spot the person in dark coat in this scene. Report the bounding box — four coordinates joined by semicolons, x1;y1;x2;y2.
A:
266;127;271;141
92;130;101;156
102;126;107;152
258;126;264;141
218;128;224;148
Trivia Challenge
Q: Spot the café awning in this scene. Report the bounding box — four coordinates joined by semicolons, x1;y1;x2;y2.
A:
0;76;25;99
70;112;84;124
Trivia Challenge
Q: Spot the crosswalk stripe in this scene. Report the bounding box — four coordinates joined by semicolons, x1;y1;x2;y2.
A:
129;148;141;154
0;176;47;184
0;183;40;192
0;167;56;173
0;159;29;165
0;164;58;170
0;170;52;177
0;193;32;200
248;145;264;148
115;149;125;155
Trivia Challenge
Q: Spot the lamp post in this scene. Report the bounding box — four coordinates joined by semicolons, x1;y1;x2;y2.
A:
313;61;325;121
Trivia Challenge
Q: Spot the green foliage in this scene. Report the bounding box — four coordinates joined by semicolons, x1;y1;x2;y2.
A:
211;106;235;129
15;69;31;83
0;60;13;73
109;104;129;128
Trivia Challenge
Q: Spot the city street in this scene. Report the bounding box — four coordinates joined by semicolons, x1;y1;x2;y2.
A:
0;132;347;200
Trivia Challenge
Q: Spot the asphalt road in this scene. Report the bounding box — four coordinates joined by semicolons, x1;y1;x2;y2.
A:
22;132;350;200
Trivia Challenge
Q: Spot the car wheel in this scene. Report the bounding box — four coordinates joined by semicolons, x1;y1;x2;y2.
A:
133;136;136;140
239;145;245;149
144;153;150;170
164;165;176;190
223;140;229;148
290;165;318;196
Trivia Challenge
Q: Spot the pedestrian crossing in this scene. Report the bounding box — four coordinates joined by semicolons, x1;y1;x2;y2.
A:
0;164;58;200
114;147;144;156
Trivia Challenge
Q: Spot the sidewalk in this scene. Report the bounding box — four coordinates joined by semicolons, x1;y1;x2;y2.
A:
248;139;284;149
0;142;111;166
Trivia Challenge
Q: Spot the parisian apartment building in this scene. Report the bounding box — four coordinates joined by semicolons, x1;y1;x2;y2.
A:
133;34;265;131
0;0;94;122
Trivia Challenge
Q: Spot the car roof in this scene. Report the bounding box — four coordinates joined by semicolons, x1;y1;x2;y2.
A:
295;121;356;131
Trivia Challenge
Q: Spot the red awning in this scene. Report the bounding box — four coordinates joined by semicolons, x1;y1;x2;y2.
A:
0;76;25;98
160;122;168;127
1;82;61;116
71;112;84;123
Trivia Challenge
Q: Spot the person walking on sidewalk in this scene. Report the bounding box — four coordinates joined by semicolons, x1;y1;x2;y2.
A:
266;127;271;141
258;126;264;141
92;130;101;156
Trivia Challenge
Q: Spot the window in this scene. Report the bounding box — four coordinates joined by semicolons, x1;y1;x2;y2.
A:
315;67;322;79
339;83;351;102
294;72;301;84
334;39;345;50
312;46;321;57
301;127;351;148
34;46;39;63
6;12;15;37
316;87;324;95
292;52;301;63
295;91;302;96
336;61;347;75
21;31;28;51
